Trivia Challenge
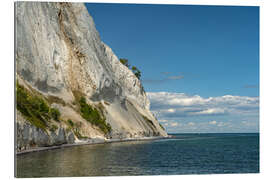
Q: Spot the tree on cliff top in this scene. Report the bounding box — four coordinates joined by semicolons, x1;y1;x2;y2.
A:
119;58;130;68
119;58;141;80
131;66;141;80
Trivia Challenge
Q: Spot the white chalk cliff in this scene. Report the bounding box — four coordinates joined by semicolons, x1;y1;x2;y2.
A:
15;2;167;151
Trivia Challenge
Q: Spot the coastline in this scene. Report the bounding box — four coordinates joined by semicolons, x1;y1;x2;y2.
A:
16;136;171;155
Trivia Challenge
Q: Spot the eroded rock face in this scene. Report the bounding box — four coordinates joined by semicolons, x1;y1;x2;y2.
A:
16;117;75;151
50;127;68;145
15;1;167;150
16;2;150;108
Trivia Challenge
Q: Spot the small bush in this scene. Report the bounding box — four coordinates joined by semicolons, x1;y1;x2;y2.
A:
50;124;58;132
159;123;165;130
73;129;82;139
79;97;111;134
119;58;141;79
50;108;61;121
131;66;141;80
73;129;88;139
67;119;74;127
119;58;130;68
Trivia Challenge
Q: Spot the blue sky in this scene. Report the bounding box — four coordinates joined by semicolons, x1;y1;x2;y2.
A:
85;3;259;133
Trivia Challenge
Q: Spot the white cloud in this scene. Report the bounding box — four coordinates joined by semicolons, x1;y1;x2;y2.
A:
188;122;195;126
209;120;217;125
147;92;259;133
167;108;175;113
147;92;259;107
147;92;259;118
170;122;179;127
193;108;226;115
159;119;168;122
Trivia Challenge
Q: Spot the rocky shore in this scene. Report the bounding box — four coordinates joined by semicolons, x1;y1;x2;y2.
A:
16;136;171;155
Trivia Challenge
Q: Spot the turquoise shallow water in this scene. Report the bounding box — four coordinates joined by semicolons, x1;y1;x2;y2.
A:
16;133;259;177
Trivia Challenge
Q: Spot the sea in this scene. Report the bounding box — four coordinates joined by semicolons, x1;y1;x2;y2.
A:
16;133;259;177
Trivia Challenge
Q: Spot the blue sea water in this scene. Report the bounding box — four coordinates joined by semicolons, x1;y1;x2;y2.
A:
16;133;259;177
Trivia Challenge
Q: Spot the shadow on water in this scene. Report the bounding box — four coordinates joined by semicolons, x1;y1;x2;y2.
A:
16;133;259;177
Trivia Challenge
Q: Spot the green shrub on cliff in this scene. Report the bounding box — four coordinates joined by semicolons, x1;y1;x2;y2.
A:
79;97;111;134
67;119;74;127
119;58;130;68
50;108;61;122
16;83;48;130
159;123;165;130
131;66;141;80
119;58;141;79
49;124;58;132
16;81;61;130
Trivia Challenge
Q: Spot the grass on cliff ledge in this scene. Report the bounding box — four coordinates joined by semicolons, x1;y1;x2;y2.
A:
16;82;61;130
159;123;165;130
79;96;111;134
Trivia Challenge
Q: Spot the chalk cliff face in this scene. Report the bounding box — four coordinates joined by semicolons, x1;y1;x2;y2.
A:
15;2;167;151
